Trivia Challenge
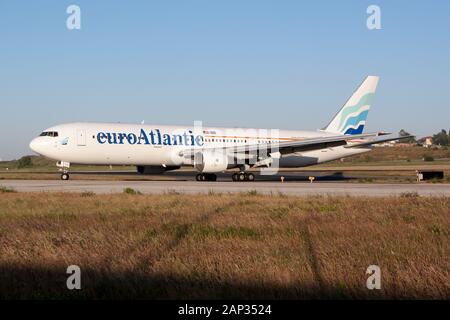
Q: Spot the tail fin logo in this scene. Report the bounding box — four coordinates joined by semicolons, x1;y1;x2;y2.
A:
338;93;374;134
323;76;379;135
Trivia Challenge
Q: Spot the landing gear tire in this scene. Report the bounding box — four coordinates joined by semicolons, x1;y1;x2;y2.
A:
232;172;255;182
196;173;217;181
246;173;255;181
61;173;70;181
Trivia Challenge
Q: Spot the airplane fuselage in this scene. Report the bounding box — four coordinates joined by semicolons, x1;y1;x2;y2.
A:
30;122;371;168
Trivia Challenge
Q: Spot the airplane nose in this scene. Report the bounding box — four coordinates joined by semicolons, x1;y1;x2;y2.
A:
29;138;44;155
29;138;38;153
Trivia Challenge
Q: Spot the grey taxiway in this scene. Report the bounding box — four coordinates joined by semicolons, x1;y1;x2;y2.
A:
1;180;449;196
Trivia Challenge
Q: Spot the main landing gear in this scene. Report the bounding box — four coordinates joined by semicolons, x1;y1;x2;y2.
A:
232;172;255;182
195;172;255;182
196;173;217;181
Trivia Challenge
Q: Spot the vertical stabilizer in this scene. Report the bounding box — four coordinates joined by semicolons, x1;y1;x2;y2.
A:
323;76;379;135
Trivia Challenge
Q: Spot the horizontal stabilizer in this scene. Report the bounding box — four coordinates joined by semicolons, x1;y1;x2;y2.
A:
344;135;415;148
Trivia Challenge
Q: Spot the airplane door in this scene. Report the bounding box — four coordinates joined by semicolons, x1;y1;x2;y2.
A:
77;129;86;146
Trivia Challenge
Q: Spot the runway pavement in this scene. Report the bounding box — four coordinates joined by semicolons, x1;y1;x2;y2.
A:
1;180;449;196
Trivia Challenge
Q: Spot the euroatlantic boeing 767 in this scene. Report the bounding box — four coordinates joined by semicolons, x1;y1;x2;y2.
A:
29;76;412;181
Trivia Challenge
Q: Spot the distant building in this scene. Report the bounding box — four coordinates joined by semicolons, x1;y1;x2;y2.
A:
417;136;433;148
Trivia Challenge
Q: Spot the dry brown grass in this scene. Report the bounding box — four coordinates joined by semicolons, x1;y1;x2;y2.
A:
0;193;448;299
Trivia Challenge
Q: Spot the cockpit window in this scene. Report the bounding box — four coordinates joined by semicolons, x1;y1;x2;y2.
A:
40;131;59;137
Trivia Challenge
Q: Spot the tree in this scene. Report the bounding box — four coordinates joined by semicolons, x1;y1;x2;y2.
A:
398;129;416;144
17;156;33;169
432;129;449;146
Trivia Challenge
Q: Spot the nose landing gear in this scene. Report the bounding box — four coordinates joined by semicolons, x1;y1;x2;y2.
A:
57;161;71;181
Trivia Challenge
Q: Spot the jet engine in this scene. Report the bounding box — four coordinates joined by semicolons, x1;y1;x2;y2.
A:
194;150;230;173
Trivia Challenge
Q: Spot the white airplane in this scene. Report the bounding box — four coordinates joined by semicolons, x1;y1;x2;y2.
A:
29;76;412;182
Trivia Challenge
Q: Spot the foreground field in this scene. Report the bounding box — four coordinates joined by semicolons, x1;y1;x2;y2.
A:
0;192;448;299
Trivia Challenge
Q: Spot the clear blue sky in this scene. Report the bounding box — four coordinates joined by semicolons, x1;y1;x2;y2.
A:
1;0;449;160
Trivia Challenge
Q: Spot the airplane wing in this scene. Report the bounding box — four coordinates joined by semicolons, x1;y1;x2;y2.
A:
179;132;393;159
230;132;381;155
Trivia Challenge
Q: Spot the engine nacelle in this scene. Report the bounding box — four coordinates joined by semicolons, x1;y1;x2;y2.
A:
194;150;229;173
136;165;180;174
